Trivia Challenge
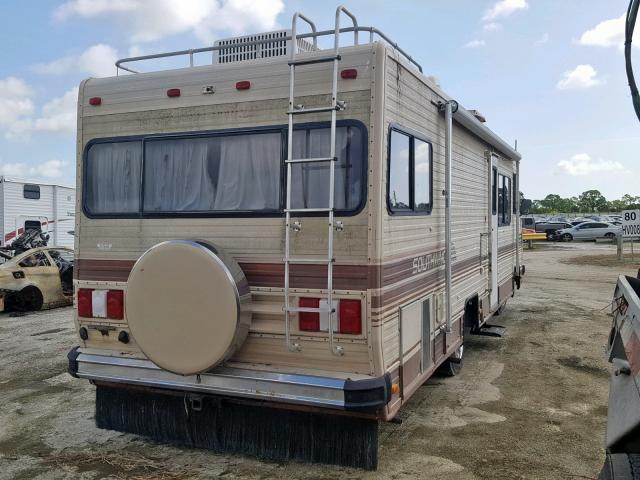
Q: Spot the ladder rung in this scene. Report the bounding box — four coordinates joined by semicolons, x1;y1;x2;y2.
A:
288;106;339;115
284;256;334;264
285;306;335;314
286;157;337;164
285;207;332;213
288;54;341;66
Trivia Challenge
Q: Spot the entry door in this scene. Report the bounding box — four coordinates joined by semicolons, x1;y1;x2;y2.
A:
490;157;499;310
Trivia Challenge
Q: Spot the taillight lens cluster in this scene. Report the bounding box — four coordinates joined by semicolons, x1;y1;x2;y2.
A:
298;297;362;335
77;288;124;320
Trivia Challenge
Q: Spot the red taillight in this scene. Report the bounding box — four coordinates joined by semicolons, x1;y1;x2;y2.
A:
77;288;93;318
89;97;102;106
107;290;124;320
339;299;362;334
340;68;358;79
167;88;181;97
236;80;251;90
299;297;320;331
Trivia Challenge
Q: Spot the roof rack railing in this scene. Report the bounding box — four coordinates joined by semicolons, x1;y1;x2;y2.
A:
114;26;423;75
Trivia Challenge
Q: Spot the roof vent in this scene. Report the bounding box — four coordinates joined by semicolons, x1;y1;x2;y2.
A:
469;109;487;123
214;30;316;64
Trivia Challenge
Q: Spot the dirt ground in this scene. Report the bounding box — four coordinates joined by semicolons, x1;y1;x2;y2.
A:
0;241;634;480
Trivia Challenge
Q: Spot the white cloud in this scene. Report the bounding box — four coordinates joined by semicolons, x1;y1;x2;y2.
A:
34;44;118;78
483;22;501;32
483;0;528;21
556;64;603;90
34;87;78;133
0;77;34;140
577;14;639;49
534;33;549;46
54;0;284;44
557;153;624;176
0;159;68;179
464;39;486;49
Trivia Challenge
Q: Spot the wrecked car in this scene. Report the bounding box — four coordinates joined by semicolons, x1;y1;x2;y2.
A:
0;246;73;311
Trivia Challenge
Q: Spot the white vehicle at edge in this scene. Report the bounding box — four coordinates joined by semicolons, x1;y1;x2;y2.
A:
556;221;622;242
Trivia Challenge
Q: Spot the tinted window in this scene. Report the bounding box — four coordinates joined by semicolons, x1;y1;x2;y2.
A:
388;131;410;210
498;174;511;226
24;184;40;200
414;139;432;211
24;220;41;232
85;141;142;215
387;128;432;214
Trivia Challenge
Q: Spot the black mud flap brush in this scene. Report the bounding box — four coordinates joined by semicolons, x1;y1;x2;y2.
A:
95;385;379;470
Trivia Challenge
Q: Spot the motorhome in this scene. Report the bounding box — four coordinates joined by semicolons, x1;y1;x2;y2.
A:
0;177;75;250
68;6;523;470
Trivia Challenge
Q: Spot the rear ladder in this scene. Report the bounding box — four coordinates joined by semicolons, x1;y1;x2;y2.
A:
283;6;359;356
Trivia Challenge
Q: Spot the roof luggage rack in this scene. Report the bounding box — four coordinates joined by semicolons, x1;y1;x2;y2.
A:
114;12;422;75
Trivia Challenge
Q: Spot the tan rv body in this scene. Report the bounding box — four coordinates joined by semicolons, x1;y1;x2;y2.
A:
73;42;520;420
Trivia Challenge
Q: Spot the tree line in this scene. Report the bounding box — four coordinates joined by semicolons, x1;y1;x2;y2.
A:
521;190;640;214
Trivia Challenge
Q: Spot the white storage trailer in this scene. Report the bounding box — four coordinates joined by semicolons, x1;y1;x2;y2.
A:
0;177;75;248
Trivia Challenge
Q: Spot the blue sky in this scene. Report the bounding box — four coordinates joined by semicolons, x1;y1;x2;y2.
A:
0;0;637;200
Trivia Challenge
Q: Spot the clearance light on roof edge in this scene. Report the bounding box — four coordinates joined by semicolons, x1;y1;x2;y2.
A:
167;88;181;97
340;68;358;79
236;80;251;90
89;97;102;106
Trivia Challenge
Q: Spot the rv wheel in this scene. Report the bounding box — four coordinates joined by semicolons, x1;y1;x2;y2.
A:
599;453;640;480
436;344;464;377
15;286;43;311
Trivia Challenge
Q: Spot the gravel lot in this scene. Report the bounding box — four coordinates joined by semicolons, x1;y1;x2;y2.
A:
0;242;635;480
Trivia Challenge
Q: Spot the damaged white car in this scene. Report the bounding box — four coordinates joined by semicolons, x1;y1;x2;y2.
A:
0;247;73;311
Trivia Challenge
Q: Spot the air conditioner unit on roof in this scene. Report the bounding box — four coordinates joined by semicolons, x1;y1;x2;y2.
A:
214;30;316;64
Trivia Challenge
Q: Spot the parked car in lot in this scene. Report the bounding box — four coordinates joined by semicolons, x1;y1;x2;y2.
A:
556;222;621;242
0;246;73;311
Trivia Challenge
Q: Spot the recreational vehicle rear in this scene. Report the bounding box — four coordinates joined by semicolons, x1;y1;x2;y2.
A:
68;6;523;469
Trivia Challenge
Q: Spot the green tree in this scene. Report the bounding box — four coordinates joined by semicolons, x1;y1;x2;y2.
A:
577;190;608;213
621;194;640;209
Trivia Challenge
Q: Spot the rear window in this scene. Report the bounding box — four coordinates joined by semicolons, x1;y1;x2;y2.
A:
83;123;366;217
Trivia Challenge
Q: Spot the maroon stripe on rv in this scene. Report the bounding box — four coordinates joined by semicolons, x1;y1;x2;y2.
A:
75;259;369;290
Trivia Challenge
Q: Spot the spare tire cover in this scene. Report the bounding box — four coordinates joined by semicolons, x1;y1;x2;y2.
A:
125;240;251;375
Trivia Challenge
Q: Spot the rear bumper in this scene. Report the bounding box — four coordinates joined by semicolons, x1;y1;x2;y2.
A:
68;348;391;413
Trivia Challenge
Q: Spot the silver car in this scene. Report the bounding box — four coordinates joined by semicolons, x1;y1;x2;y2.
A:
556;221;621;242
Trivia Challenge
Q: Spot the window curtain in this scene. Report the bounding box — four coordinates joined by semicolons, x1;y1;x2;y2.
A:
290;126;362;210
86;142;142;214
143;132;281;212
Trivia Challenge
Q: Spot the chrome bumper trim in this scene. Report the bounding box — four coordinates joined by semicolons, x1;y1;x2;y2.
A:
75;352;347;409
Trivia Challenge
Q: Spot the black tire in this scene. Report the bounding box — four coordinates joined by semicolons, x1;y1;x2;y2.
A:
15;286;43;311
545;231;554;241
562;233;573;242
436;344;464;377
599;453;640;480
605;232;616;239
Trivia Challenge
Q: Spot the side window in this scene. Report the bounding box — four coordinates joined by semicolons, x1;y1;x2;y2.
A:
24;220;41;232
498;174;511;227
85;141;143;215
388;128;432;214
512;173;518;214
388;131;410;211
19;252;50;268
414;139;432;211
492;168;497;215
24;184;40;200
